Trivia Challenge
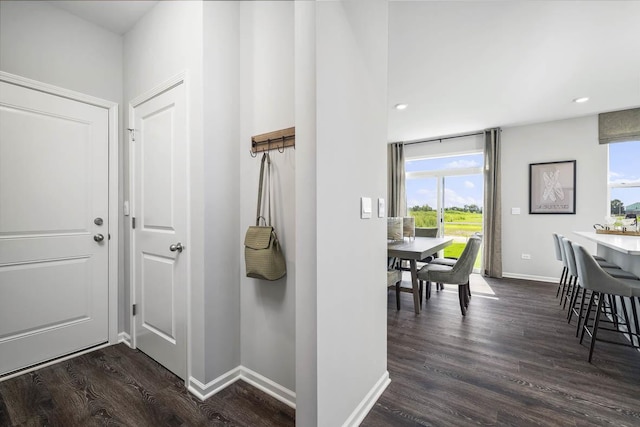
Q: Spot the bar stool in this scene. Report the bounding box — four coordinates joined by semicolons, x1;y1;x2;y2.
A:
572;242;640;362
561;238;638;328
552;233;568;298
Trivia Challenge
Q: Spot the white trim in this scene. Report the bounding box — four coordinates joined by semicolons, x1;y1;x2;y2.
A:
341;371;390;427
0;72;120;349
502;272;557;284
187;366;297;409
240;366;296;409
0;343;111;383
188;366;242;400
129;72;186;108
0;71;116;109
118;332;132;348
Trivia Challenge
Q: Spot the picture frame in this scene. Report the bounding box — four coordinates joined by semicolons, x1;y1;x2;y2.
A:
529;160;576;214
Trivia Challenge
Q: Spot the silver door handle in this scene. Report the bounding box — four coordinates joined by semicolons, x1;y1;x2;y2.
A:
169;242;184;253
94;234;104;242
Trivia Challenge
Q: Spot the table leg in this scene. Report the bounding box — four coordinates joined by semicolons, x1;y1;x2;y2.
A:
409;259;421;314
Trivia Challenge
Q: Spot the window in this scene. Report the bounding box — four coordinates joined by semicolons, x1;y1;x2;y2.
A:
406;152;483;267
608;141;640;219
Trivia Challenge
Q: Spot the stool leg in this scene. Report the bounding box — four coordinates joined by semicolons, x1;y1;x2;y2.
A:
395;282;401;310
581;291;596;345
556;266;567;298
588;295;604;363
568;284;580;322
576;289;588;337
631;297;640;347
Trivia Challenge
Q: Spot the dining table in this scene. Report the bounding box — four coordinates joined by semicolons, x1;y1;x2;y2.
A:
388;236;454;314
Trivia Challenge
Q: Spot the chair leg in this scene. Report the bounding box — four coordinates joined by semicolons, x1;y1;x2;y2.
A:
395;282;401;310
458;285;467;316
419;281;423;308
568;284;581;323
581;291;596;345
556;266;567;298
588;295;604;363
576;289;588;337
463;283;470;308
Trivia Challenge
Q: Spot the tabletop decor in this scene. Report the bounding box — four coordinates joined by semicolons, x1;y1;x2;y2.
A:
529;160;576;214
403;216;415;240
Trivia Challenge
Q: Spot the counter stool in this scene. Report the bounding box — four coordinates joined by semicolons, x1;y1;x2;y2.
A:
572;242;640;362
552;233;568;298
560;237;640;336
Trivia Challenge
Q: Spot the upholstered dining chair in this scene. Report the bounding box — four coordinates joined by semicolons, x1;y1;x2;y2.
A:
417;235;482;315
572;242;640;362
387;268;403;310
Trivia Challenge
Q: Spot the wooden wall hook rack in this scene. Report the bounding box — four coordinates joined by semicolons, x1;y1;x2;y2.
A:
251;127;295;155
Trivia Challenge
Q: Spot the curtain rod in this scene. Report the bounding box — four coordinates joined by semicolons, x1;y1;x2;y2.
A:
401;131;484;146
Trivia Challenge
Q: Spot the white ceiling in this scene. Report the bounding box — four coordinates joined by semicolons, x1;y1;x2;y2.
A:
47;1;640;142
49;1;157;35
388;1;640;142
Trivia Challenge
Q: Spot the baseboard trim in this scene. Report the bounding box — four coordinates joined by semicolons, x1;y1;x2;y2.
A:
188;366;242;401
117;332;132;348
187;366;296;409
240;366;296;409
342;370;390;427
502;272;557;284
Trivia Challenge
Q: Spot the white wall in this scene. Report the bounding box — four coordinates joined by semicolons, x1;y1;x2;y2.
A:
294;1;318;422
238;1;296;395
202;1;242;384
501;115;606;281
315;1;390;425
0;1;122;102
0;0;125;329
123;0;207;381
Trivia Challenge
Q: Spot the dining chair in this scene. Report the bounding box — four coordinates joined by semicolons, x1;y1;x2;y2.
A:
417;235;482;315
387;268;403;310
572;242;640;362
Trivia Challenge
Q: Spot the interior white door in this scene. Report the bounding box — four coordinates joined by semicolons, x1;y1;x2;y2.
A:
0;81;109;376
132;82;187;380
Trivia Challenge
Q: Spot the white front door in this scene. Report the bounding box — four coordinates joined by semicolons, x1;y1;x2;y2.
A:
131;81;187;380
0;81;109;376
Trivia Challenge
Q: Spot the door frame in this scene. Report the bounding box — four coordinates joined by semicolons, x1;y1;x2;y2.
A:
128;71;189;383
0;71;120;352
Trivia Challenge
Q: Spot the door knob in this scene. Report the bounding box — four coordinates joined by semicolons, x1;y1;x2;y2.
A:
169;242;184;253
94;234;104;242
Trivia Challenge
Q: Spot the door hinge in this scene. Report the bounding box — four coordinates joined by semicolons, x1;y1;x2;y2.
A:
132;217;136;229
132;304;137;316
127;128;135;142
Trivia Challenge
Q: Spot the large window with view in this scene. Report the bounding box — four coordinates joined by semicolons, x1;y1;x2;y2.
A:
406;153;483;269
609;141;640;227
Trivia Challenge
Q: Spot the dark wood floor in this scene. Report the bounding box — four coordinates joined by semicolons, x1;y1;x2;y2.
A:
0;344;294;426
364;275;640;426
2;276;639;426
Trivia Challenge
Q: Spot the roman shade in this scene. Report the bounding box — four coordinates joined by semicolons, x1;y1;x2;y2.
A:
598;107;640;144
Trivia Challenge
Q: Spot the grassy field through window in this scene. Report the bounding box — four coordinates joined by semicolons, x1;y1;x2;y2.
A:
410;209;483;266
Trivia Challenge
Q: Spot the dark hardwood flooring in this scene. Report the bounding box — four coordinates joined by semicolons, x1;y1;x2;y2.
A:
2;276;639;426
0;344;294;426
365;275;640;426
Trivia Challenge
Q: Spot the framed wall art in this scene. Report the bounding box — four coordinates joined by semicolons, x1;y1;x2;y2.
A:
529;160;576;214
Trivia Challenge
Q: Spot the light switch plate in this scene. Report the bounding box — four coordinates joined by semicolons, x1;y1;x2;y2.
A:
511;207;521;215
378;198;385;218
361;197;372;219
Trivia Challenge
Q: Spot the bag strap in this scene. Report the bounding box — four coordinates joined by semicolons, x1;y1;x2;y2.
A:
256;152;272;226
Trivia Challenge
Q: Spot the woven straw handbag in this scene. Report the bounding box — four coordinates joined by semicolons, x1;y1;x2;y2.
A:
244;152;286;280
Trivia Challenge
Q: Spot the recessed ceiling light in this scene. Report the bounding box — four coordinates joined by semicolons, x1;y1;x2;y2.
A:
394;103;408;110
573;97;589;103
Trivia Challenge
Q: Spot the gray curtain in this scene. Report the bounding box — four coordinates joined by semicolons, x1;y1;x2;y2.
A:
483;128;502;278
387;142;407;217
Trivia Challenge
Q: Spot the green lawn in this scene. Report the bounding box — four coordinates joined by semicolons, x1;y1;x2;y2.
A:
410;209;483;267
